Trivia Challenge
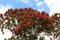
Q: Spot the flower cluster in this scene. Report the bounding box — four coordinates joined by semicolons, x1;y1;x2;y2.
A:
4;8;53;33
0;8;56;40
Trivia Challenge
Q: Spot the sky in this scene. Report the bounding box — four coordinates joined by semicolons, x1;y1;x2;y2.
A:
0;0;60;40
0;0;60;16
0;0;50;13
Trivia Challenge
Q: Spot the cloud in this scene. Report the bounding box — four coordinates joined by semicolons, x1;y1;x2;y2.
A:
20;0;29;4
3;29;12;40
37;8;44;12
0;29;12;40
36;1;44;12
36;2;43;7
0;5;12;14
36;1;50;14
44;0;60;16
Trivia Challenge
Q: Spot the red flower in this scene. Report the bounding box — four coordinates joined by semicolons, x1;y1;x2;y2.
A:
17;12;20;15
29;12;33;15
27;8;32;11
45;16;49;19
28;19;33;26
41;11;45;15
17;26;22;30
29;19;33;23
28;22;32;26
37;15;43;18
34;12;39;17
4;13;7;16
13;28;19;35
24;18;27;22
45;16;53;22
45;13;49;16
48;17;53;22
27;16;31;18
23;11;27;15
23;24;27;28
17;15;22;20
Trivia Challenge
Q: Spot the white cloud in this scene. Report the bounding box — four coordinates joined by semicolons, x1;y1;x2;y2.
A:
0;5;12;14
37;8;44;12
36;2;43;7
0;28;12;40
3;29;12;40
20;0;29;4
44;0;60;16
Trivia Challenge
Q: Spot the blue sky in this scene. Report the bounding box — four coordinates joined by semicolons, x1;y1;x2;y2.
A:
0;0;60;16
0;0;50;13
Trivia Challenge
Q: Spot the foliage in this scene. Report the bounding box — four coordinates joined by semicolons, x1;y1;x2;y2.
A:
0;8;60;40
